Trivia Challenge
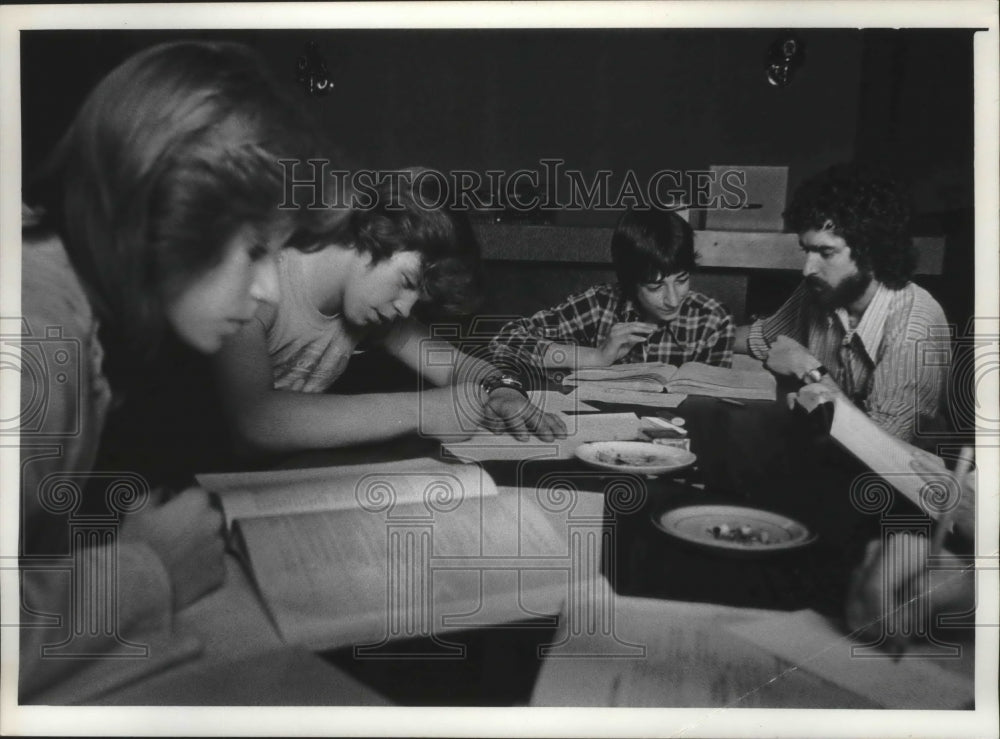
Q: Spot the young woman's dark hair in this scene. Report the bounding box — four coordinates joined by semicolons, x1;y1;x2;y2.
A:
784;163;915;289
348;170;483;314
610;208;696;299
25;40;340;387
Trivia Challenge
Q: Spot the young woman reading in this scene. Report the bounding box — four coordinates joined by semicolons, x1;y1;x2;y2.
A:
19;40;337;702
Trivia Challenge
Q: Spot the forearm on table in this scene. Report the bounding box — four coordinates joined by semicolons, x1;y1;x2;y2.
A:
449;347;505;385
227;389;424;452
385;321;537;387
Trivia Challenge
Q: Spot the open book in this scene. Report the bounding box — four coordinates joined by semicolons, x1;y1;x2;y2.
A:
562;361;776;401
197;459;569;650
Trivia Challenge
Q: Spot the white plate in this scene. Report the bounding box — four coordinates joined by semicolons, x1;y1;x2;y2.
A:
574;440;696;475
652;505;816;554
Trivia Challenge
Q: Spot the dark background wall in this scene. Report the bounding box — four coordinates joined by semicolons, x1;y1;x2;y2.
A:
22;28;867;216
20;28;976;327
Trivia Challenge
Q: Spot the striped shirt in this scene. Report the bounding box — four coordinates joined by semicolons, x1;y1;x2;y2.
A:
748;280;951;443
490;283;734;371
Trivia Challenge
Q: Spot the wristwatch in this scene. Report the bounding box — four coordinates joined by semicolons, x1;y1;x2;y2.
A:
480;373;529;399
800;364;830;385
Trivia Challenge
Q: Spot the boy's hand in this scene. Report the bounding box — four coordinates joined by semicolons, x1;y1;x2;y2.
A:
595;322;658;365
481;388;568;442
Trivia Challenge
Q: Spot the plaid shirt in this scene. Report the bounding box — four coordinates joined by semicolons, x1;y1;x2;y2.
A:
747;280;951;443
490;283;734;371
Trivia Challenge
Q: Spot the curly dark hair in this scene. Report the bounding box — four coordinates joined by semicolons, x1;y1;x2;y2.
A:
784;163;915;289
347;172;483;315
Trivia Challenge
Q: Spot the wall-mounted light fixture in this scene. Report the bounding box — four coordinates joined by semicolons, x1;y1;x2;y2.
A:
296;42;333;96
765;33;805;87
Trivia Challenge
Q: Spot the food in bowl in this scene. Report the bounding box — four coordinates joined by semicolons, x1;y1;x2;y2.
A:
595;450;663;467
708;522;775;545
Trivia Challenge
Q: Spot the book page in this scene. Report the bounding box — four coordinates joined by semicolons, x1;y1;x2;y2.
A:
443;412;644;462
197;458;498;531
728;610;973;709
666;361;777;400
562;362;677;391
573;385;687;408
828;394;935;516
236;493;568;649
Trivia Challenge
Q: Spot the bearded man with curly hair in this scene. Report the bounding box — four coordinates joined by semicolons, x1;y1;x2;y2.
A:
734;163;950;443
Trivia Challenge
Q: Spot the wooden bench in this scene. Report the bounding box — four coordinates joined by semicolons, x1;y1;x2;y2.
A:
475;223;946;323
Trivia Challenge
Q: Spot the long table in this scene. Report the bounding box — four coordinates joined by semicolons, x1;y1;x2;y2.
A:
89;394;975;709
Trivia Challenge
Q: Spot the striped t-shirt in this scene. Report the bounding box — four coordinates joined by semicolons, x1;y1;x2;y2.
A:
747;280;951;443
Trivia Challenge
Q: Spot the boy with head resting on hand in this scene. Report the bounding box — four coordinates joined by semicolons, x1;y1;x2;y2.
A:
214;173;566;453
489;208;735;373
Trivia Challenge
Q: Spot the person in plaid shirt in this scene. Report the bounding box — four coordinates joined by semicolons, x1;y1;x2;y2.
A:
490;209;735;372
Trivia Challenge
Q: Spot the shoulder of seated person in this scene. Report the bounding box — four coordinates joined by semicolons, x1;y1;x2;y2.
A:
22;234;97;338
685;290;732;317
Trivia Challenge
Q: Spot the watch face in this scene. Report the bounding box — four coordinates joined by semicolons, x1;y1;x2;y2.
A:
802;367;823;384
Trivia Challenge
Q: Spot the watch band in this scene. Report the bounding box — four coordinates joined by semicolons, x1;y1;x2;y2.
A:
801;365;830;385
480;373;528;399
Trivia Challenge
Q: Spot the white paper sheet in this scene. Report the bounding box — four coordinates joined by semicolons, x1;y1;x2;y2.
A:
527;389;598;414
829;395;942;517
728;609;973;709
531;596;870;708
